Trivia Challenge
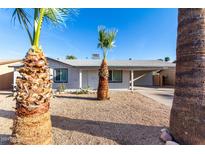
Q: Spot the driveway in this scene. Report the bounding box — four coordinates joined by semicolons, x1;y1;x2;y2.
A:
134;86;174;107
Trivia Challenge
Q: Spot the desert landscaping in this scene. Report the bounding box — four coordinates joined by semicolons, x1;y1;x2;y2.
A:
0;91;171;145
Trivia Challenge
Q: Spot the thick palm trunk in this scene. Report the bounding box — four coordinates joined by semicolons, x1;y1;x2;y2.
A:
11;47;52;144
97;59;109;100
170;8;205;144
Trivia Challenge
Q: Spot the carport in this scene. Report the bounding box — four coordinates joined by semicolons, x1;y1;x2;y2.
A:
129;66;174;91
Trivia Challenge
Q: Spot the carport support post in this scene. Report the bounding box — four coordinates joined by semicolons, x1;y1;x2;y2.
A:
79;69;82;89
131;70;134;91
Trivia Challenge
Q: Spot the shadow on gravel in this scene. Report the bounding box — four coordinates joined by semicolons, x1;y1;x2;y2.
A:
51;115;164;145
0;109;15;119
0;134;11;145
155;93;173;99
55;95;98;101
0;109;164;145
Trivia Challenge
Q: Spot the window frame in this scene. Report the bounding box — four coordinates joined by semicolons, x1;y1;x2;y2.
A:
108;70;123;83
53;68;68;83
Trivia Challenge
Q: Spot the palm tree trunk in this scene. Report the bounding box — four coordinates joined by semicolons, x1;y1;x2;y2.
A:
97;59;109;100
170;8;205;144
11;47;53;144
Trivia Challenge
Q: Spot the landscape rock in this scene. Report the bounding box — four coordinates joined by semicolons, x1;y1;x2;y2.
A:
0;91;171;145
160;128;169;133
160;131;173;142
166;141;179;145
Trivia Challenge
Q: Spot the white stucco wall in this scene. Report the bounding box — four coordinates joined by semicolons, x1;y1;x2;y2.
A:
48;59;80;89
48;59;70;89
82;70;98;89
82;69;130;90
13;59;80;90
69;67;80;89
109;70;130;89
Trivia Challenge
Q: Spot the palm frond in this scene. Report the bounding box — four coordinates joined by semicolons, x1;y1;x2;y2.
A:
107;29;118;49
98;25;107;49
10;8;79;46
12;8;33;44
97;25;118;50
44;8;79;27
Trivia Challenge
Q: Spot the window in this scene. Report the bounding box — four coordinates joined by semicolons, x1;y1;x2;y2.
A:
109;70;122;83
54;68;68;83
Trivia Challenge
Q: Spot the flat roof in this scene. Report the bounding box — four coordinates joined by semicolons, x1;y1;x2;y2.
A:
62;59;176;68
11;58;176;69
0;59;21;65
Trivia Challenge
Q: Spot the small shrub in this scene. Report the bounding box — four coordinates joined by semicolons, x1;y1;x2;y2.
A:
71;87;90;95
58;84;66;93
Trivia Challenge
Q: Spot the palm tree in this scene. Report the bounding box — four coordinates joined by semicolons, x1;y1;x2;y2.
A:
66;55;77;60
170;8;205;144
164;57;170;62
97;26;117;100
10;8;77;144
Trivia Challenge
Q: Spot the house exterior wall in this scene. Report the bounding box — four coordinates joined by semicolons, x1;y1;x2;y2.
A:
12;59;175;90
13;66;154;90
69;67;80;89
159;68;176;86
109;70;130;89
133;71;153;86
82;69;130;90
0;62;20;90
13;59;80;90
82;70;98;89
47;59;80;89
153;74;160;86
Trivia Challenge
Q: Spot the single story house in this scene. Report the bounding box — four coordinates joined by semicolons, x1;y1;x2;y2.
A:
12;58;176;91
0;59;21;90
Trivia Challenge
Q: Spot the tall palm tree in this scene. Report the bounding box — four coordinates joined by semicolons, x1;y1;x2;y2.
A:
97;26;117;100
10;8;77;144
170;8;205;144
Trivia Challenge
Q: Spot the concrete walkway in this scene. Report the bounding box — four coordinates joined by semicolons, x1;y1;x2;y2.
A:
134;86;174;107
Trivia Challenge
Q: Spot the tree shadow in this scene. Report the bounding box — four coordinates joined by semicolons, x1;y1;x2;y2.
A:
51;115;164;145
155;93;173;99
0;110;13;145
0;92;12;96
0;109;15;119
0;134;11;145
55;95;98;101
0;109;164;145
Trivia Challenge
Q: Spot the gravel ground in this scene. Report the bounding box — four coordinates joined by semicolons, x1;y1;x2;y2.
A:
0;91;171;145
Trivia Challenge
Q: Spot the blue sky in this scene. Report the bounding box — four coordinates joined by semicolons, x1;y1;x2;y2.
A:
0;8;177;61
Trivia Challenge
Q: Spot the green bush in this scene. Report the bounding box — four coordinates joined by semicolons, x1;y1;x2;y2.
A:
58;83;66;93
71;86;90;95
